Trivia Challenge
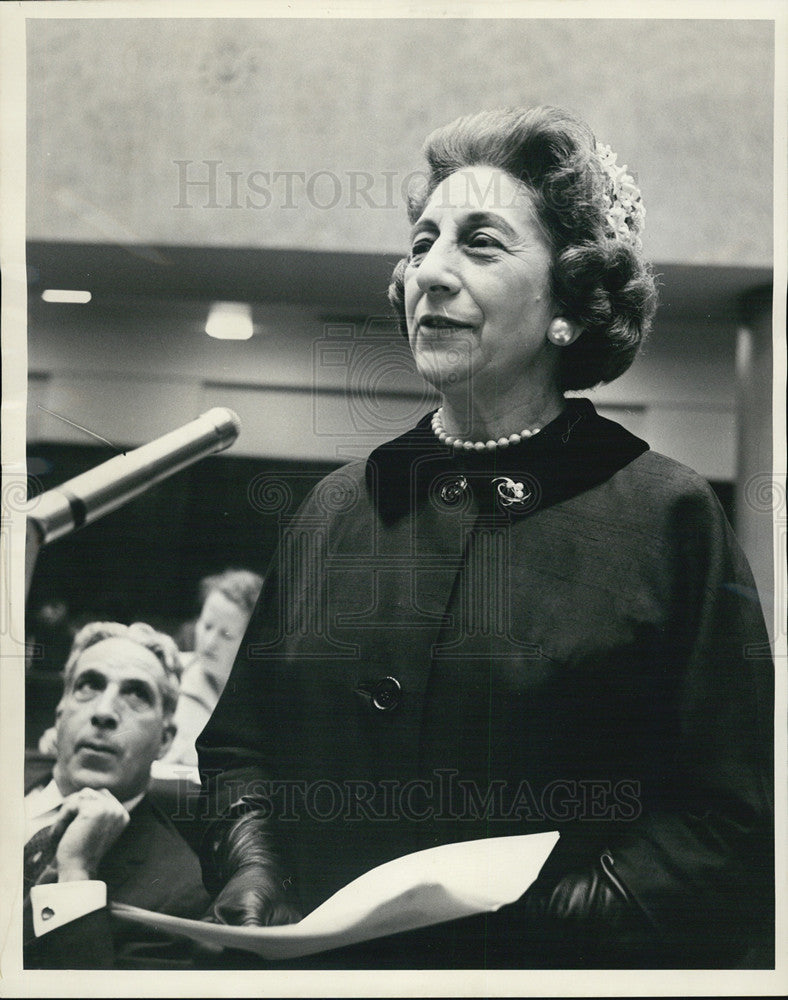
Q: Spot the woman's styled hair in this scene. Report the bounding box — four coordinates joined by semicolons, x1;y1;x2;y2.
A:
62;621;183;717
388;106;658;391
199;569;264;618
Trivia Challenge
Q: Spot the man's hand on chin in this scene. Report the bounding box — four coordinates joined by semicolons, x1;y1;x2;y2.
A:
52;787;130;881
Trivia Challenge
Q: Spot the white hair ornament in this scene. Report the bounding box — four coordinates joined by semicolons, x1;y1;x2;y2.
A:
596;142;646;249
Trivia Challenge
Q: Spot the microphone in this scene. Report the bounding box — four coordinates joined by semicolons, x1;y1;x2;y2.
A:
25;407;241;547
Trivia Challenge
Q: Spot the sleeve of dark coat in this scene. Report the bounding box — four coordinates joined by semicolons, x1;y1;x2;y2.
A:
588;481;774;965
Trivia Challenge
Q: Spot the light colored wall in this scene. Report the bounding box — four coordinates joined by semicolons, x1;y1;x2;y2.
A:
21;14;773;641
27;305;737;480
27;17;773;266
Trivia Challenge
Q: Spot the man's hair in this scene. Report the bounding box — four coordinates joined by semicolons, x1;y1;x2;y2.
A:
62;621;183;717
388;105;658;391
198;568;264;618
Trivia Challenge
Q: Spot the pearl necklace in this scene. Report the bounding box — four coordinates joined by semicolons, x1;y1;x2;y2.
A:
431;407;542;452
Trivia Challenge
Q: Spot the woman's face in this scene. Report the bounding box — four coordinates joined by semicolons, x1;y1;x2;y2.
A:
404;165;558;399
193;589;250;690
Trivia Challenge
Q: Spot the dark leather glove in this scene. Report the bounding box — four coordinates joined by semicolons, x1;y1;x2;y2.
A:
205;864;302;927
202;809;302;927
525;852;637;923
490;851;656;967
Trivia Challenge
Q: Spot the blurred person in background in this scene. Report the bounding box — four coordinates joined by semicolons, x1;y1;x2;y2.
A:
162;569;263;767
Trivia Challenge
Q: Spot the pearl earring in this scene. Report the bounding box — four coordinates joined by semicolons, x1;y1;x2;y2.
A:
548;319;574;346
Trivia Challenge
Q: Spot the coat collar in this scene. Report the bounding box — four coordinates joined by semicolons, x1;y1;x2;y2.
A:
366;398;649;522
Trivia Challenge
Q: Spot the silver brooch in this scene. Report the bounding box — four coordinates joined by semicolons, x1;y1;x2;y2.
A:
439;475;468;505
492;476;532;508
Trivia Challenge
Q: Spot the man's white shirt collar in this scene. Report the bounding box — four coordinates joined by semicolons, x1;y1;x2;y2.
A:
25;778;145;842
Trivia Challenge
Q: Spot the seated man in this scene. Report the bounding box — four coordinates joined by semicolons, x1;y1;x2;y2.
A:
24;621;210;969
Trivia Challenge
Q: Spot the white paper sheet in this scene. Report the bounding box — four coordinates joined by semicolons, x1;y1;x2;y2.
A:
111;830;559;960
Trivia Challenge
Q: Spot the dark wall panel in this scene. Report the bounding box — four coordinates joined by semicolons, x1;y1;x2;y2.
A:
27;443;340;630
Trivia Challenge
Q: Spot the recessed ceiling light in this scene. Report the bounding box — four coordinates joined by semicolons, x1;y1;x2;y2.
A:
205;301;254;340
41;289;92;304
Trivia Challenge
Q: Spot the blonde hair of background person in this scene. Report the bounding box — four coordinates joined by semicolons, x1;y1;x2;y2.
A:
162;569;263;767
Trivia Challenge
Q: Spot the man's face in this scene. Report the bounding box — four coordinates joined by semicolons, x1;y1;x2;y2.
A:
53;637;175;801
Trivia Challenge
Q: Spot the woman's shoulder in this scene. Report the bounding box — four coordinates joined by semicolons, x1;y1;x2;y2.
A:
286;459;371;527
292;421;436;528
612;448;731;533
624;449;720;497
299;418;436;511
302;458;368;502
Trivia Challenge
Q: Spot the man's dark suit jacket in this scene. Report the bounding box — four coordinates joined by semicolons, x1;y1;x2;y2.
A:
24;758;210;970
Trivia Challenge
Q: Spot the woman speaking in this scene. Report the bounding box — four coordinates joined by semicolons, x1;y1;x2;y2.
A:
196;106;773;968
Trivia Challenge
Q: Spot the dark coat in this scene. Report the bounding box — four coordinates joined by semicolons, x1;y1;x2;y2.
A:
198;400;773;968
24;759;210;970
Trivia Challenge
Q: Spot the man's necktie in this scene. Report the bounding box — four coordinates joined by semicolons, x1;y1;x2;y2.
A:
24;823;60;891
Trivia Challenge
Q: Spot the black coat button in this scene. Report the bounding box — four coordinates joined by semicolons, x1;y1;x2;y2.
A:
371;676;401;712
